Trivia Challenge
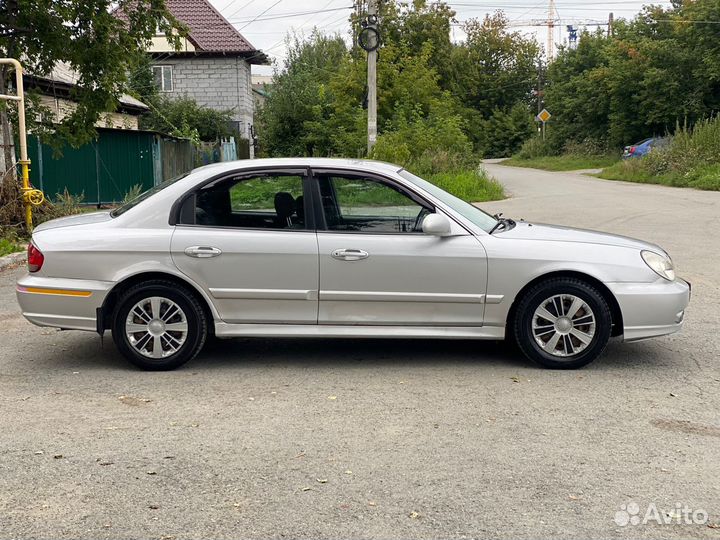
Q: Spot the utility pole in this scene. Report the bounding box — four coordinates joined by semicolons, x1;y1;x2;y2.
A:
608;12;614;37
367;0;377;154
546;0;556;60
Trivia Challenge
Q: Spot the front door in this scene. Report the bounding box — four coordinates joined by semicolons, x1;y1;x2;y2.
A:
171;169;319;324
314;171;488;326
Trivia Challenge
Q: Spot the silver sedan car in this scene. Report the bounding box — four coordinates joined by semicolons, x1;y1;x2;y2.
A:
17;158;690;370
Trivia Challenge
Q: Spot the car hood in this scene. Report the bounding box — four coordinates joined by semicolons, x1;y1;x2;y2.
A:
34;211;113;232
498;221;664;252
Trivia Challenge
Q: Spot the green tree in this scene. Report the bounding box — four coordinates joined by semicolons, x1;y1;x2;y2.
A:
544;0;720;150
0;0;178;228
257;31;353;157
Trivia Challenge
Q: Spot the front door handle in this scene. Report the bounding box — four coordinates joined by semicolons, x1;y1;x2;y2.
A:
184;246;222;258
331;248;369;261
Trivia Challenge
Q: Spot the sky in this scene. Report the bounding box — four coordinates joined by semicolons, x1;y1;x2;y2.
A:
207;0;675;76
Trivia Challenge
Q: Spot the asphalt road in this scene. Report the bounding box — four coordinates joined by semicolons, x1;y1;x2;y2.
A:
1;163;719;539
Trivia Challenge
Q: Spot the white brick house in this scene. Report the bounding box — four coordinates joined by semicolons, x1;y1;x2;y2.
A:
143;0;268;156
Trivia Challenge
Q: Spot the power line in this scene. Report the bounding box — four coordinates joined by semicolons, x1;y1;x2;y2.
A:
228;6;353;24
236;0;284;31
224;0;258;21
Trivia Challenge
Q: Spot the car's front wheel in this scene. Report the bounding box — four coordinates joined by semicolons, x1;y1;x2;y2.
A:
513;277;612;369
112;280;208;370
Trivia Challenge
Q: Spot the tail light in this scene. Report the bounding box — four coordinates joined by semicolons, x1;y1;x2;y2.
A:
27;242;44;273
629;146;637;154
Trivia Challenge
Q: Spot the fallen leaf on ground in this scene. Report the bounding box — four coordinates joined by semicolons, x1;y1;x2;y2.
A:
344;470;352;475
53;454;64;459
98;461;114;466
327;395;337;400
302;487;312;492
34;450;43;455
146;471;157;475
409;511;420;519
368;501;376;506
317;478;328;483
148;505;159;510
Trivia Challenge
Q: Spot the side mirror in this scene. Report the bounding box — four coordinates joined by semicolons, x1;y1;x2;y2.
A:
422;213;452;236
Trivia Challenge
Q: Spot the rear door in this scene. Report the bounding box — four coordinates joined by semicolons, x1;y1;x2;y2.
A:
312;170;488;326
171;169;319;324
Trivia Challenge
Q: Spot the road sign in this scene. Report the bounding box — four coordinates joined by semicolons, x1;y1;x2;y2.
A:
536;109;552;123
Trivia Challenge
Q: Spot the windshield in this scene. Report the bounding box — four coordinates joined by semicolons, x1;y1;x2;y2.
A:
111;172;190;217
398;170;498;233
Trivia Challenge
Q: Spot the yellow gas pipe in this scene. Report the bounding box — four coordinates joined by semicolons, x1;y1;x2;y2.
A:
0;58;44;232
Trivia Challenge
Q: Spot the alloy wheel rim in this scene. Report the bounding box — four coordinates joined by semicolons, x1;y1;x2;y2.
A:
125;296;188;359
532;294;596;358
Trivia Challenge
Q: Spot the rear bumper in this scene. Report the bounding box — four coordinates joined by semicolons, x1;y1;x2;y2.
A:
16;274;112;331
607;278;691;342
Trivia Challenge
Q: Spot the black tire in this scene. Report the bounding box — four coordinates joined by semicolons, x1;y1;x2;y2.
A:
513;277;612;369
112;280;208;370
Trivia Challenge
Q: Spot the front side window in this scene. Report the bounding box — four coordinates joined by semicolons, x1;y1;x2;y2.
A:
318;174;432;233
184;173;306;230
152;65;173;92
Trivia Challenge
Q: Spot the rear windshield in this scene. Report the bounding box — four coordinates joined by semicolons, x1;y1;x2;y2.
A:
111;173;190;217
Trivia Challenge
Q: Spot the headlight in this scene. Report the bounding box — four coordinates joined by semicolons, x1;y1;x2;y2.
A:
641;250;675;281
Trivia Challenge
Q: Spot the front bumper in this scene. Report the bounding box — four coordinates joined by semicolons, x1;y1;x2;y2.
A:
16;274;113;331
607;278;691;342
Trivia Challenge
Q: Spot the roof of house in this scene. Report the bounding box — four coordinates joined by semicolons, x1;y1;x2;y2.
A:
118;0;268;63
26;61;148;113
167;0;253;53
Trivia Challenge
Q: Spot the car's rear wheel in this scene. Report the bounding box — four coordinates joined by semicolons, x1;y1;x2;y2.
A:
112;280;208;370
513;277;612;369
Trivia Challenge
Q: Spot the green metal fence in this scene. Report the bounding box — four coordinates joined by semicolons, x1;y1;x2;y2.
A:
26;129;243;205
30;129;159;205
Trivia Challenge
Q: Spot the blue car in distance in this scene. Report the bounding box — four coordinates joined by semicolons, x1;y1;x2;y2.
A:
623;137;668;159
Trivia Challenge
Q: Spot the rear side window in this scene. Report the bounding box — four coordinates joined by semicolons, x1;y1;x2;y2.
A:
180;173;308;230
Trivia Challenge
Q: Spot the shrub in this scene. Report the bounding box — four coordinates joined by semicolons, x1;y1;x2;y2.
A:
35;189;86;225
426;168;504;202
515;136;556;159
600;116;720;190
371;111;475;175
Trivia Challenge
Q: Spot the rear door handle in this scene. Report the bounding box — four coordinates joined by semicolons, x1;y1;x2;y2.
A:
184;246;222;258
331;248;369;261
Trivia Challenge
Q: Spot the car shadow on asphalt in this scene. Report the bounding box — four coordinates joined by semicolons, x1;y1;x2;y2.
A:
30;332;670;373
197;337;530;370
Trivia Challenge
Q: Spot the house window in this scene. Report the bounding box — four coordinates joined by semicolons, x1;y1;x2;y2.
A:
152;65;173;92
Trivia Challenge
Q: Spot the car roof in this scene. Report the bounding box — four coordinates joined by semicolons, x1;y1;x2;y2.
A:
190;157;404;176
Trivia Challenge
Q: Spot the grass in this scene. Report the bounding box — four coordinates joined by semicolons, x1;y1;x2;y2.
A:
596;117;720;191
502;154;620;171
0;236;23;257
599;161;720;190
427;169;505;202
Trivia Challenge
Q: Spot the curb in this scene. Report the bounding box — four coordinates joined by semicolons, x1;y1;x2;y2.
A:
0;250;27;272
